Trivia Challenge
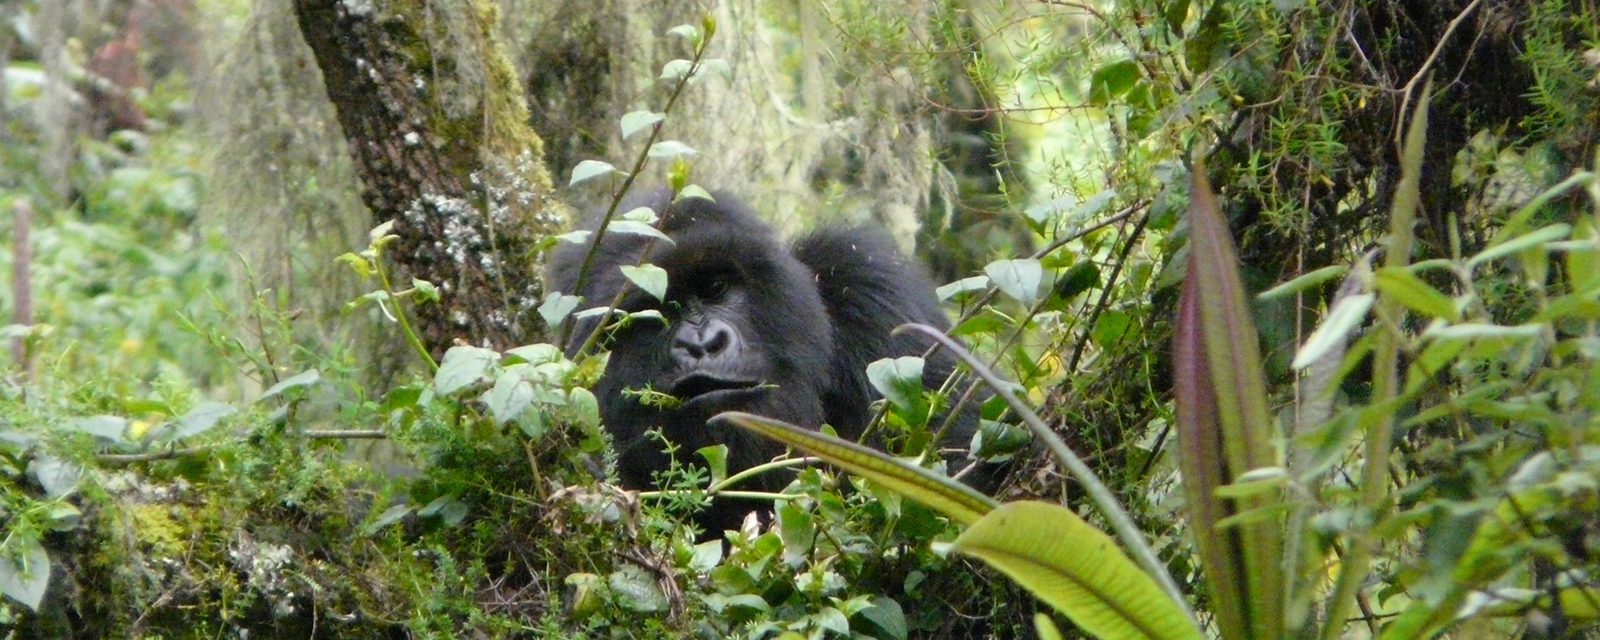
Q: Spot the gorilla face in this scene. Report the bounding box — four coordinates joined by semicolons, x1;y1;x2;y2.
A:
582;214;835;486
546;190;978;501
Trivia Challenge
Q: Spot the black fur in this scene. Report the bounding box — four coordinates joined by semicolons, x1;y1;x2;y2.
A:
546;191;981;531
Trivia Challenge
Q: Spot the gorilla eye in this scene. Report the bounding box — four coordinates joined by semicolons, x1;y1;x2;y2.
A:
702;277;730;300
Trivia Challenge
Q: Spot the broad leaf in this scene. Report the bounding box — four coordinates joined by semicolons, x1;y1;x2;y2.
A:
619;110;665;140
260;370;322;402
0;540;50;611
951;501;1203;640
569;160;618;186
984;259;1043;306
433;346;499;396
620;264;669;301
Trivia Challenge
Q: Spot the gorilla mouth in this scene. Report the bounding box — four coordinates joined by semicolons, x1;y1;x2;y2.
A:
671;372;765;409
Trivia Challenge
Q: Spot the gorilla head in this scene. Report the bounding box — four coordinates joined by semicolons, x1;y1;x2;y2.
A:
546;190;979;520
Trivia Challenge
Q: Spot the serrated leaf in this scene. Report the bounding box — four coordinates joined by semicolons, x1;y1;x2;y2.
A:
984;259;1043;306
714;412;997;525
433;346;499;396
951;501;1202;640
538;292;581;328
619;110;665;140
620;264;669;301
0;539;50;611
609;565;668;612
1292;293;1374;370
648;140;697;159
260;370;322;402
606;220;675;244
569;160;618;186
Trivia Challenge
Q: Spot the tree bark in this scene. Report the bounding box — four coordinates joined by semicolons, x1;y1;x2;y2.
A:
290;0;562;355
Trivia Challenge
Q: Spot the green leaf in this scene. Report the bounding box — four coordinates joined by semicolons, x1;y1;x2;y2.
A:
606;220;675;245
937;275;990;300
1469;223;1571;268
27;455;80;499
620;206;659;224
260;370;322;402
538;292;581;328
620;264;669;301
555;229;591;245
1374;267;1459;321
1035;614;1065;640
1088;59;1141;106
866;356;925;412
1174;163;1283;640
68;415;128;443
569;160;618;186
665;24;699;42
1053;261;1101;302
433;346;499;396
483;367;534;427
362;504;413;535
1258;265;1348;300
163;402;238;441
689;539;723;572
698;444;729;485
1292;293;1373;370
0;539;50;611
505;343;561;365
984;258;1043;306
858;597;908;640
714;412;997;525
647;140;697;159
620;110;665;140
609;565;668;612
950;502;1203;640
676;184;715;202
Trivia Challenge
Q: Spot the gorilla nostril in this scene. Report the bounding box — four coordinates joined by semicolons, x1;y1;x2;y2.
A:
701;321;732;355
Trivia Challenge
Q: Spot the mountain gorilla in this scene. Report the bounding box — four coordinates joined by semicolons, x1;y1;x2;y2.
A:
546;190;986;531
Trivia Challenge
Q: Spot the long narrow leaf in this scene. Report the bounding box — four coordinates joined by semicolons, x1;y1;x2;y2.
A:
1181;163;1286;639
712;412;997;525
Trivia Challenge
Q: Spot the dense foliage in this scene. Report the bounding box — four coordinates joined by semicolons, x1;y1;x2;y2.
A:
2;1;1599;638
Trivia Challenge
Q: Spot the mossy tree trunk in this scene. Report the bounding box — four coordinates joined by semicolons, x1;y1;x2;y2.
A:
290;0;563;355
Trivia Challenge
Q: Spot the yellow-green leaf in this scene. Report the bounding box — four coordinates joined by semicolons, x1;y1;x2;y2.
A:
1374;267;1459;321
950;502;1202;640
713;412;996;525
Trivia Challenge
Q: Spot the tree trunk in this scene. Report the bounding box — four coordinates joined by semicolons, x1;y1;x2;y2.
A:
290;0;562;355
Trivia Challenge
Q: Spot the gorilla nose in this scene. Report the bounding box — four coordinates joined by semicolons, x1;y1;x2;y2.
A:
672;318;736;363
